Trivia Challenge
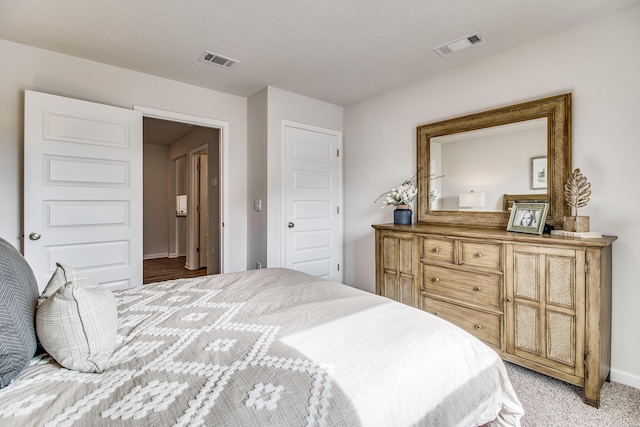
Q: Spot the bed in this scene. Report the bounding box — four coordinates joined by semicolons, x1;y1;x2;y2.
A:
0;239;523;426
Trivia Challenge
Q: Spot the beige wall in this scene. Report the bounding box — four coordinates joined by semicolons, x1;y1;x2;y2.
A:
143;144;170;258
343;5;640;387
0;39;248;272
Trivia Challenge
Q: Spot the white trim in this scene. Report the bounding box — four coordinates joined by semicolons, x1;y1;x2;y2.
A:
143;253;169;260
610;368;640;389
187;145;207;271
134;105;230;273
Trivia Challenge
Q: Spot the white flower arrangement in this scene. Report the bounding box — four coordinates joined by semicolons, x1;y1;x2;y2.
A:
382;179;418;207
374;173;444;208
375;176;418;209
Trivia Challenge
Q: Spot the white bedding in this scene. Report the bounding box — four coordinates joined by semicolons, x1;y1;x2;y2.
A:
0;268;523;426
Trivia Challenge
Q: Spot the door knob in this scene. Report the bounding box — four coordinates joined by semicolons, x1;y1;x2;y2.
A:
29;232;41;241
287;222;295;228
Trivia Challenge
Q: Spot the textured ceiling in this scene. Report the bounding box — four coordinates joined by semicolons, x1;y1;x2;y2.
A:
1;0;638;106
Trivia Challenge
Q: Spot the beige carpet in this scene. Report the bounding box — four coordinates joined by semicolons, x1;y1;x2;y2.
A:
504;362;640;426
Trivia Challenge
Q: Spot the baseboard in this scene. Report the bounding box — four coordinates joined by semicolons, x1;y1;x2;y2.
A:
143;252;169;260
610;368;640;389
168;253;186;258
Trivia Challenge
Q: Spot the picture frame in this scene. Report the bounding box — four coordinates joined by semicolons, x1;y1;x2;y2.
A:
531;157;547;189
507;202;549;235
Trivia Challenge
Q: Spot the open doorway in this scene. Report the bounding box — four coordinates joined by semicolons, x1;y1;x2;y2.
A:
142;116;222;283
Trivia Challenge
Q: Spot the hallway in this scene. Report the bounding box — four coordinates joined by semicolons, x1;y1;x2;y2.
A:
143;256;208;284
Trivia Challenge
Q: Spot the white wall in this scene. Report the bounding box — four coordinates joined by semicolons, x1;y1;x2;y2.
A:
344;5;640;388
0;39;248;272
247;86;343;270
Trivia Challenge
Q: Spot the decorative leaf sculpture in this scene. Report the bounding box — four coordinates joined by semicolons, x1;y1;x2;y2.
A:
564;168;591;216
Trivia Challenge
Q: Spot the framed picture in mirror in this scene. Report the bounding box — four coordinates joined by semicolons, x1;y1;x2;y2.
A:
531;157;547;189
507;202;549;235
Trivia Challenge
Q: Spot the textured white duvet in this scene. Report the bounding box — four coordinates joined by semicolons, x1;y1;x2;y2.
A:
0;268;523;426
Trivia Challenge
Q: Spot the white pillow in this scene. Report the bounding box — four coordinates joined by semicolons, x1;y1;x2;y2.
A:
36;264;117;373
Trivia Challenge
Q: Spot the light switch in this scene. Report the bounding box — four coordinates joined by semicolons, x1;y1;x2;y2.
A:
254;199;262;211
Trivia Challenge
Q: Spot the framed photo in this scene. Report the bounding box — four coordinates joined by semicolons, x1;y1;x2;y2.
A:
531;157;547;189
507;202;549;235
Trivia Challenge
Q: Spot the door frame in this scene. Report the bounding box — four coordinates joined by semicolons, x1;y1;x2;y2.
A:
135;105;230;273
280;119;343;281
187;145;208;271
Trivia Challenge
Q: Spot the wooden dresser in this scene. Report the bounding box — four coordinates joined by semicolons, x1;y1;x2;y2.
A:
373;223;617;407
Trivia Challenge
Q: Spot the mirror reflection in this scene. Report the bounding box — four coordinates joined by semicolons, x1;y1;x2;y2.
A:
430;118;547;212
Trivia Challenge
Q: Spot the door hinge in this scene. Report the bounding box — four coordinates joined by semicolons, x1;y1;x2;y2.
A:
585;262;590;274
337;206;340;214
196;247;200;253
337;149;340;157
337;264;340;272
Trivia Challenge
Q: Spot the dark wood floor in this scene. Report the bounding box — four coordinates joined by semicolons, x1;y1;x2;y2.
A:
143;256;208;284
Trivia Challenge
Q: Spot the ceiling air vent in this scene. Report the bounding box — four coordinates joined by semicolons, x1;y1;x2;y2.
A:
433;32;485;57
199;51;238;69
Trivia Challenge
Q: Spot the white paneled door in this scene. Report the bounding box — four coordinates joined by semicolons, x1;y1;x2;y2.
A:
24;91;143;293
284;122;343;282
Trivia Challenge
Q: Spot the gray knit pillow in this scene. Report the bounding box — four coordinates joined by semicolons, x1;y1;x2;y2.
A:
0;238;39;388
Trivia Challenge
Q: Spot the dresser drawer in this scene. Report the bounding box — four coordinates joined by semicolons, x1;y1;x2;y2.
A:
460;241;503;271
421;264;501;309
422;296;502;349
420;237;454;264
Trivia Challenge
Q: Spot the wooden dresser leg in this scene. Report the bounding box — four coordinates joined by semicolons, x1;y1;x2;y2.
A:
584;396;600;408
584;380;601;408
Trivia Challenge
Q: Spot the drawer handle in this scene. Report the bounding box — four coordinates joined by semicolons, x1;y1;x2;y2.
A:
432;248;440;253
475;324;482;329
474;286;482;292
432;277;440;283
474;252;482;258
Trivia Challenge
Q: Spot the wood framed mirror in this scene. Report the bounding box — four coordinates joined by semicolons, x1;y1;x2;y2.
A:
417;93;571;227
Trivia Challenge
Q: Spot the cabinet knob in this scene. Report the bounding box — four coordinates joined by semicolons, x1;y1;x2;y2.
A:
506;297;512;302
474;286;481;292
475;324;482;329
434;312;440;316
433;247;440;253
474;252;482;257
432;277;440;283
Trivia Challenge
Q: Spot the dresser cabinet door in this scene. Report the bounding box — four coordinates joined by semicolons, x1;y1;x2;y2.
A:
506;245;586;378
378;232;416;306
